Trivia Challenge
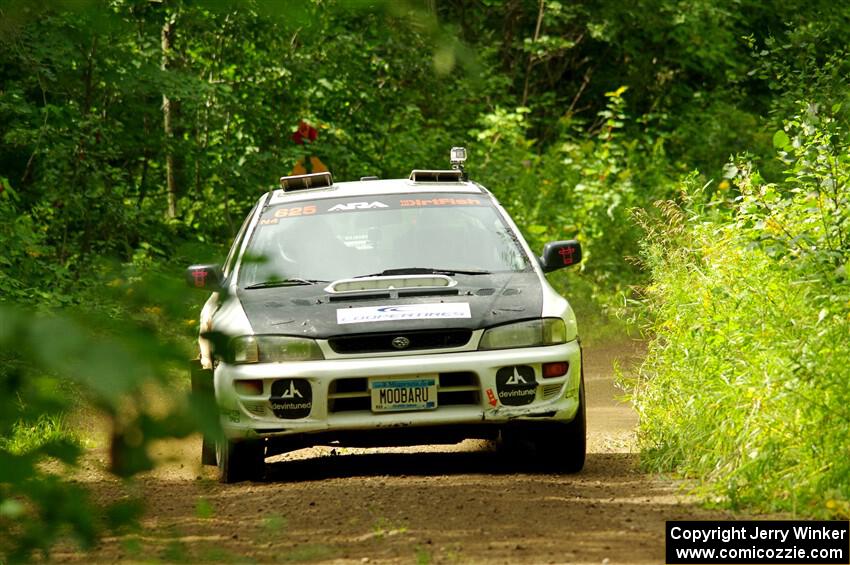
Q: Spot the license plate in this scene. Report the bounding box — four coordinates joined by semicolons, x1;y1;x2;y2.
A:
370;376;438;413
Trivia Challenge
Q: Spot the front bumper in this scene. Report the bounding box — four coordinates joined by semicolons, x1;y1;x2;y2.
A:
214;340;582;441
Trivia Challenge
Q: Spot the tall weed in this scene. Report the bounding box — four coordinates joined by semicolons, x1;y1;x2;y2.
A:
632;105;850;516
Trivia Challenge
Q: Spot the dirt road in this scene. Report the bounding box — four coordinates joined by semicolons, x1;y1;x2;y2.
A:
58;340;725;564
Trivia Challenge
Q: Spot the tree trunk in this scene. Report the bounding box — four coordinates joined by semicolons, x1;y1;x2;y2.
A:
162;13;178;219
521;0;545;108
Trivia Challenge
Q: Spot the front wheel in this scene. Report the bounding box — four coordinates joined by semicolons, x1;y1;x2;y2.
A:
217;439;265;483
190;360;218;466
201;437;217;466
536;373;586;473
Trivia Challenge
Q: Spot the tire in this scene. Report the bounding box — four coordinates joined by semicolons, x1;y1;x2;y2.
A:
536;371;586;473
190;359;218;466
217;439;265;484
201;437;217;466
497;371;587;473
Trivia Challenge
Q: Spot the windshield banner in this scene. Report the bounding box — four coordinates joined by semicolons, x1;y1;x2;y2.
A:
260;194;487;225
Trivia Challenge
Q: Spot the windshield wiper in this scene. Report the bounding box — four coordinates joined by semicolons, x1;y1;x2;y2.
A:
353;267;491;278
244;278;327;289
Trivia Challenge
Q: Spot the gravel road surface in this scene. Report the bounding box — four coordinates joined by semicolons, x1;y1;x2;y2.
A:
57;340;725;564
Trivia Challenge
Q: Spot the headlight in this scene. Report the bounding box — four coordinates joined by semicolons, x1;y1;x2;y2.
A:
478;318;570;350
230;335;324;363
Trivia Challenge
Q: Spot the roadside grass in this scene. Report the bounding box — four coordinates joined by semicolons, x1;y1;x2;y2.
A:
194;498;215;520
415;545;433;564
630;174;850;517
261;513;288;533
372;517;409;539
0;413;84;455
118;534;258;564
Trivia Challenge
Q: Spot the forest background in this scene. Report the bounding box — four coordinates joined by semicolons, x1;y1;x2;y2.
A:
1;0;849;560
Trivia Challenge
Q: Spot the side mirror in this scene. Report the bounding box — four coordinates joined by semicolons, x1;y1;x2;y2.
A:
186;264;223;290
539;240;582;273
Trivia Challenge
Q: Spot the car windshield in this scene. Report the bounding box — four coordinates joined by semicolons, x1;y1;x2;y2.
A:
238;193;530;286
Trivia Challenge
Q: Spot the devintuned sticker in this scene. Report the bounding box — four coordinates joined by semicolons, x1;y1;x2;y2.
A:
495;366;537;406
336;303;471;325
270;379;313;419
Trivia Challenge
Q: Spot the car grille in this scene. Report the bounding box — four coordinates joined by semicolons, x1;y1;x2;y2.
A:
327;372;480;413
327;329;472;354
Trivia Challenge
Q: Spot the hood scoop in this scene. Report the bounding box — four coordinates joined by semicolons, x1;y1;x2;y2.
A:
237;270;544;338
325;274;457;295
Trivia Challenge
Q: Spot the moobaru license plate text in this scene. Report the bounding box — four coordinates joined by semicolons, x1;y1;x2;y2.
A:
371;377;438;412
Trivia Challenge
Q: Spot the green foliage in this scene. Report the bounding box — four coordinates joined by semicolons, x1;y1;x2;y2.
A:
0;271;221;561
631;106;850;517
0;0;849;554
3;0;840;313
0;414;81;455
473;88;672;314
416;545;433;565
194;497;214;520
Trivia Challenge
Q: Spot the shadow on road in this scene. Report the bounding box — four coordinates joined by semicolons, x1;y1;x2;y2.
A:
263;446;635;482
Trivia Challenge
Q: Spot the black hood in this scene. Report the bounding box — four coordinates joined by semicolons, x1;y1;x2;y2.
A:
237;272;543;338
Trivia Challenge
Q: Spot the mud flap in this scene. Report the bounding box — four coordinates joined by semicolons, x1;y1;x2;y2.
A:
190;359;217;466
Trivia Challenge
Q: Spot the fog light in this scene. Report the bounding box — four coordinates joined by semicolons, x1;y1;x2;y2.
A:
542;362;569;379
235;379;264;396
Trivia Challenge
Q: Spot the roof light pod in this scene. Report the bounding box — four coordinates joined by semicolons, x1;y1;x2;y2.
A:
408;146;470;182
408;169;464;183
279;171;334;191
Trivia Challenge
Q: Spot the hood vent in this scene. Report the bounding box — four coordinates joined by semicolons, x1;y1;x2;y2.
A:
325;274;457;294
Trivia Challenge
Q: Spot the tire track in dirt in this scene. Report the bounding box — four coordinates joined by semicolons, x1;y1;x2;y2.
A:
56;340;729;564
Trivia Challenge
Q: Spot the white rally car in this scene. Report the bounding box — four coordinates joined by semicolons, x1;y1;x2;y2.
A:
188;149;585;483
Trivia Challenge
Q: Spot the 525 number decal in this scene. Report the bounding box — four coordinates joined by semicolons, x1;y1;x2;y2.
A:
274;205;317;218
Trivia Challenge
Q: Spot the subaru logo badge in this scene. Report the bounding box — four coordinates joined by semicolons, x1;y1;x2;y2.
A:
391;336;411;350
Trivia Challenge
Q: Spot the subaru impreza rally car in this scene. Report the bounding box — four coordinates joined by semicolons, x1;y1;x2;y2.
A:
188;149;585;483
